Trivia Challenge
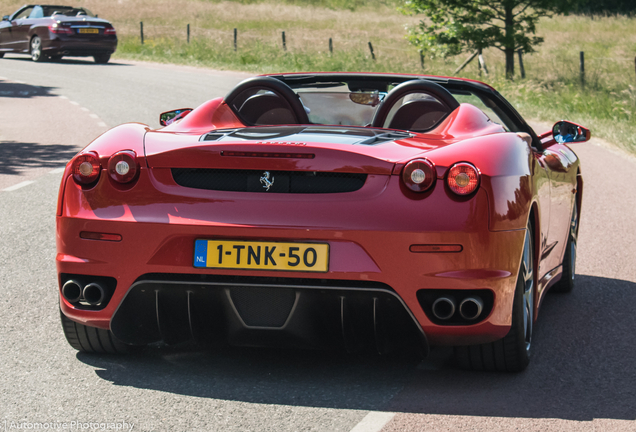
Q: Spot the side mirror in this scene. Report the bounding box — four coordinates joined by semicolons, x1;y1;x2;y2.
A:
159;108;192;126
2;15;10;21
552;121;591;143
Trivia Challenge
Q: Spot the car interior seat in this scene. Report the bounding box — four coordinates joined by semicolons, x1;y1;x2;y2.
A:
238;93;297;125
387;99;450;131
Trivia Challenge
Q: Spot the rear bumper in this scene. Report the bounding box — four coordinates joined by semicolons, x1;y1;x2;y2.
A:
44;36;117;56
57;168;525;348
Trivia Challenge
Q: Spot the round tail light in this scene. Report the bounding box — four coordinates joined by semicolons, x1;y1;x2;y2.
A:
72;152;100;185
108;150;138;183
447;162;480;195
402;159;436;192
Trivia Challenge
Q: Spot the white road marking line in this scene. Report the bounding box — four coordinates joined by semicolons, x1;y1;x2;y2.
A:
98;122;107;128
69;100;79;106
49;167;66;174
14;80;25;84
3;181;35;192
0;76;7;80
349;412;395;432
59;95;68;99
81;107;89;112
89;113;99;119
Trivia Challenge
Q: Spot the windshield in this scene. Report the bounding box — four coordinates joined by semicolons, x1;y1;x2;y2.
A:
42;6;94;17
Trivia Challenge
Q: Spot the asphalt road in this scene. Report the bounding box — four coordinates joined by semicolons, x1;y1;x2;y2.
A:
1;55;635;432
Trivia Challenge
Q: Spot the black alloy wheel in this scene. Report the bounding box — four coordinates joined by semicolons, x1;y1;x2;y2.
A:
454;221;534;372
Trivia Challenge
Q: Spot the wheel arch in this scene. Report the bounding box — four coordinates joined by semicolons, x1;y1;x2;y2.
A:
528;201;541;321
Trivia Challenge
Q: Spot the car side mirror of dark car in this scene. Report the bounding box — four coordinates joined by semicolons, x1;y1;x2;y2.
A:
160;108;193;126
551;120;591;143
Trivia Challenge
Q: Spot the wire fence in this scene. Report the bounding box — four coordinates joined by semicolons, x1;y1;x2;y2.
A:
130;21;636;84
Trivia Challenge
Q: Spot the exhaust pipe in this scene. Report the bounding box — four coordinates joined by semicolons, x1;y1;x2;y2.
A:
432;296;456;320
83;283;105;306
62;280;82;303
459;296;484;321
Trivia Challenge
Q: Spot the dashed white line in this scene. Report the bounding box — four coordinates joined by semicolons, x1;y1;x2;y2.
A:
80;107;89;112
89;113;99;119
69;100;79;106
3;181;35;192
49;167;66;174
349;412;395;432
59;95;68;99
98;122;107;128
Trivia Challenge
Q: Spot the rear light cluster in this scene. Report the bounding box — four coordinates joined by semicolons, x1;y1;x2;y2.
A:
107;150;138;183
402;159;436;192
447;163;480;195
400;159;480;196
104;27;116;35
71;150;139;186
49;23;73;34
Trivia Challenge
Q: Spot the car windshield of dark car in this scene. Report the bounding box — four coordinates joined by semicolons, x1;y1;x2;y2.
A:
13;7;33;19
42;6;94;17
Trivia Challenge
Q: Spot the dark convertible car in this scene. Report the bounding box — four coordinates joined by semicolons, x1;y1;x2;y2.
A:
0;4;116;63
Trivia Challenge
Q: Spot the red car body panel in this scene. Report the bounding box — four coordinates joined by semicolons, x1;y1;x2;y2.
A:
55;72;583;353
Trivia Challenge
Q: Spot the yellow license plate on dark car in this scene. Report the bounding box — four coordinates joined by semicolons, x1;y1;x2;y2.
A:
79;28;99;34
194;239;329;272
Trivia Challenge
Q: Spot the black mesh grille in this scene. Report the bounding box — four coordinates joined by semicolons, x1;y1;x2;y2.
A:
230;286;296;327
171;169;367;194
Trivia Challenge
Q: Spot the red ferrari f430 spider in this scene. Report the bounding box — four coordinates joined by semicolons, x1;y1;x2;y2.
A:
56;73;588;371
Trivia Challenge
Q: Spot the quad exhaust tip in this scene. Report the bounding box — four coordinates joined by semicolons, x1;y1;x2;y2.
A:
431;296;456;320
83;283;106;306
459;296;484;321
62;280;82;303
62;280;106;306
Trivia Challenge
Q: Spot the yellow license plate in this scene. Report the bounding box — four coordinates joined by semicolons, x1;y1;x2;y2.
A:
79;28;99;34
194;239;329;272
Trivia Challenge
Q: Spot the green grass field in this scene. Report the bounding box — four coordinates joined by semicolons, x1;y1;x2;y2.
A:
2;0;634;153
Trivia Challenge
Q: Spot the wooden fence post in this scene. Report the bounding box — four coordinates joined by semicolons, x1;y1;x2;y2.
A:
282;31;286;51
454;51;478;74
368;42;375;60
329;38;333;55
580;51;585;86
518;50;525;79
140;21;144;45
187;24;190;43
478;48;489;77
233;28;237;52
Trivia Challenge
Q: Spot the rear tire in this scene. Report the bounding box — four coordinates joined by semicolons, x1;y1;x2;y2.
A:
93;53;111;64
551;201;578;293
60;310;136;354
454;222;534;372
30;36;45;62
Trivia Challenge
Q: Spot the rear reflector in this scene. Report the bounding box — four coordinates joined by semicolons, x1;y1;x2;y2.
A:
80;232;122;242
221;151;315;159
410;244;463;253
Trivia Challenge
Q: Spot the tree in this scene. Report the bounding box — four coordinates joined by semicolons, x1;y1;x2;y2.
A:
400;0;579;79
